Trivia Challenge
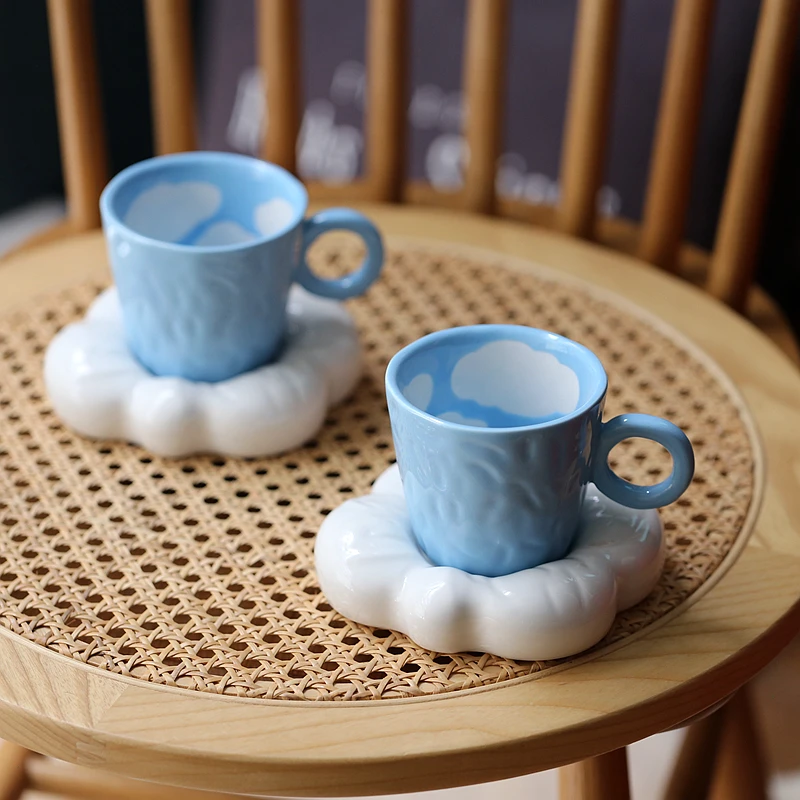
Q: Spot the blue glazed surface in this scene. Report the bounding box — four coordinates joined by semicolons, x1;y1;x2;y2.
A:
386;325;694;577
100;152;383;382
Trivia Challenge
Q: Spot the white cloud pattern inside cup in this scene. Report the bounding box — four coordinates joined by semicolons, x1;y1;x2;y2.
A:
402;372;434;412
123;181;222;243
254;198;296;237
194;221;256;247
451;340;580;420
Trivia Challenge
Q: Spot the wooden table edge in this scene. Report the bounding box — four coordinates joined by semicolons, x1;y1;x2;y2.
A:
0;208;798;796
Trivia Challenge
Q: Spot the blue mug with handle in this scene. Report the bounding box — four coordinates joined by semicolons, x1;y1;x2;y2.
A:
386;324;694;577
100;151;383;382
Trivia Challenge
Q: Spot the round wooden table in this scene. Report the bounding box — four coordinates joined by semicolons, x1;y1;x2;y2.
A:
0;205;799;798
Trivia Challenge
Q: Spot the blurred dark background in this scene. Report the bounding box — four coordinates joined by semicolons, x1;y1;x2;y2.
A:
1;0;798;335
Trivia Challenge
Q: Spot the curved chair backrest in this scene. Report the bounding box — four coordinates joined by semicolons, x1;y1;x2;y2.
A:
46;0;799;311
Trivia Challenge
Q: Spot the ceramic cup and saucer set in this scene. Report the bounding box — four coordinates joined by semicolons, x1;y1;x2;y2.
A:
46;151;383;457
44;152;695;661
316;325;695;659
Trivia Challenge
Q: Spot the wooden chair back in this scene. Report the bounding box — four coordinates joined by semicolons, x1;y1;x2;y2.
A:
46;0;800;311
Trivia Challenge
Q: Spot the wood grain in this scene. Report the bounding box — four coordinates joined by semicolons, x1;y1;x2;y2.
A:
46;0;106;231
37;0;798;317
0;207;797;796
0;742;28;800
557;0;621;238
663;706;726;800
257;0;301;172
307;180;382;204
638;0;716;271
403;180;468;210
144;0;197;155
708;689;768;800
365;0;408;201
0;222;77;261
462;0;508;213
707;0;800;309
559;748;630;800
498;198;800;365
26;758;254;800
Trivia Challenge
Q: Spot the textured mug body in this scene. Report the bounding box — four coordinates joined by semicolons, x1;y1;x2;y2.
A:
100;152;383;383
104;223;298;382
386;325;695;577
387;390;604;576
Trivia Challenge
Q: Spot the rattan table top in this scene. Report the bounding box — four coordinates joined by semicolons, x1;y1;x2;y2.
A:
0;238;759;702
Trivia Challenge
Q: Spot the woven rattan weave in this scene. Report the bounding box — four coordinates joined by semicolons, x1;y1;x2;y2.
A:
0;239;759;701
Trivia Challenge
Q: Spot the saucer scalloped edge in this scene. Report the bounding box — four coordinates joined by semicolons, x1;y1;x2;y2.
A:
315;464;665;661
44;286;361;458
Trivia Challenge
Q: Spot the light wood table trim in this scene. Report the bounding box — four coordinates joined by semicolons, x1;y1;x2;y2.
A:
559;748;630;800
0;206;798;797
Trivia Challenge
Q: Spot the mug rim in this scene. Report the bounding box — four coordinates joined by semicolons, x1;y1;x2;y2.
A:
99;151;308;253
385;324;609;432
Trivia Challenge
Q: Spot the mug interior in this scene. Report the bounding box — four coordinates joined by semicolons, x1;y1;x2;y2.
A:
391;325;607;428
101;153;307;248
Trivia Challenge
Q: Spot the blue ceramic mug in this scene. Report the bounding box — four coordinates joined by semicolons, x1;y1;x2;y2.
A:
100;152;383;382
386;325;695;577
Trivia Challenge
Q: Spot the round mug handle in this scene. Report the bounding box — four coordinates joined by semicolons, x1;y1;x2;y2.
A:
295;208;384;300
591;413;695;509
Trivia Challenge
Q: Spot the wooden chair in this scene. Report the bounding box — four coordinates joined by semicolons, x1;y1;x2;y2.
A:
1;0;799;798
30;0;800;363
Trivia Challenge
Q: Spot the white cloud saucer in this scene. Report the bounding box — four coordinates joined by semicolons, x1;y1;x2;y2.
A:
315;465;665;661
44;287;361;458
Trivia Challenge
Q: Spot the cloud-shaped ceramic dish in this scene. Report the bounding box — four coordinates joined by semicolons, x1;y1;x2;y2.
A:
315;464;665;661
44;286;361;458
